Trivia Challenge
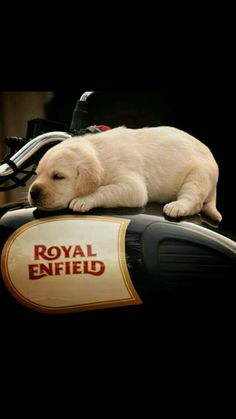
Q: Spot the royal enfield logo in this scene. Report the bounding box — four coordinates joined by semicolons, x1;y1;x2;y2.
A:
28;244;105;280
1;216;142;313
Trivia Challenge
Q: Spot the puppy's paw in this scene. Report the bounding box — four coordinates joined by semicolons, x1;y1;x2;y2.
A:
163;201;191;218
69;197;93;213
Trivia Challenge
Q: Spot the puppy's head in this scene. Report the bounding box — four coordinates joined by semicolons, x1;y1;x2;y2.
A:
28;141;103;211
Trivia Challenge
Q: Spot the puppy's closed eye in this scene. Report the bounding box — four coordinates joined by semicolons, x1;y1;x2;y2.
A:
52;173;65;180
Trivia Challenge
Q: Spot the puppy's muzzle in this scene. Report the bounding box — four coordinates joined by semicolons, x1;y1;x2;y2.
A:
30;185;43;204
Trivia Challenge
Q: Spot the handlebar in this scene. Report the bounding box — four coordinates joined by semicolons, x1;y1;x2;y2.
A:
0;131;71;178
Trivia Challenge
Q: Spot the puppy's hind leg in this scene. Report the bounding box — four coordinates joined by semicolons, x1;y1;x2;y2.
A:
163;170;208;219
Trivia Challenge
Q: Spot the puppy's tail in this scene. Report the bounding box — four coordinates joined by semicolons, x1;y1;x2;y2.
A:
202;188;222;223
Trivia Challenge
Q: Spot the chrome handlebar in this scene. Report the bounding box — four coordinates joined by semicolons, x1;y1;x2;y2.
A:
0;131;71;177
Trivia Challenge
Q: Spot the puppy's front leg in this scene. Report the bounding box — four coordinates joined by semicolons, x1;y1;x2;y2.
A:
69;176;148;212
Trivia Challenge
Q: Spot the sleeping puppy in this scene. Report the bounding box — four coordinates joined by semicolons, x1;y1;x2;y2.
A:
28;126;222;222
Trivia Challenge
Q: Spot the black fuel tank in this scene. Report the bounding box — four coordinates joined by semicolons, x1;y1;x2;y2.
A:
0;202;235;318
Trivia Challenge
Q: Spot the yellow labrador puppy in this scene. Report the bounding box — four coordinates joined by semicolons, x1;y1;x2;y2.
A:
28;126;222;222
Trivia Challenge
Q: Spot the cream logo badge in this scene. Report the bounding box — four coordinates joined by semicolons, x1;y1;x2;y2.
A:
1;216;142;313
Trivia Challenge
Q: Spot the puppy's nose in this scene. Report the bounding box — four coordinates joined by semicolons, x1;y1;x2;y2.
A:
30;186;42;201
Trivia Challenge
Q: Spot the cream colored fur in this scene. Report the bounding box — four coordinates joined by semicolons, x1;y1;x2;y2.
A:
28;126;222;222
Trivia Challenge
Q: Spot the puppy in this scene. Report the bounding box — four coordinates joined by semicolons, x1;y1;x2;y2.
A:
28;126;222;222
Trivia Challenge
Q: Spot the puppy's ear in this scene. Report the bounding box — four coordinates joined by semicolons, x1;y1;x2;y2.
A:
75;159;104;196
